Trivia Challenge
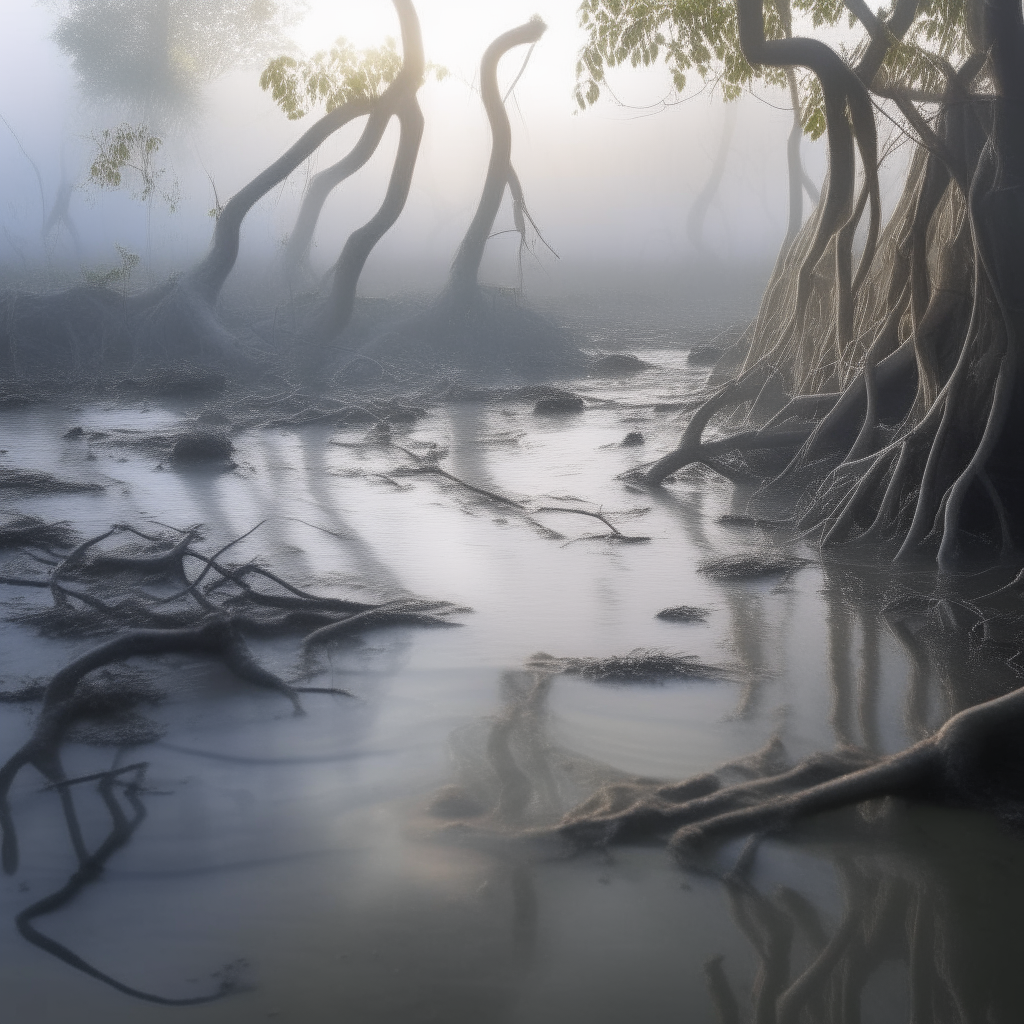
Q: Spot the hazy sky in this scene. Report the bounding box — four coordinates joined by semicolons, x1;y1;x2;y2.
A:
1;1;828;297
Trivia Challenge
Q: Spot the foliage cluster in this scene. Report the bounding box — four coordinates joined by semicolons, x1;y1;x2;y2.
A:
87;123;179;211
259;36;447;120
574;0;975;140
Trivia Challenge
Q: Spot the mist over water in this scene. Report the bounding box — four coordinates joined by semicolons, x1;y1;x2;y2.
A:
1;0;814;300
3;2;1023;1023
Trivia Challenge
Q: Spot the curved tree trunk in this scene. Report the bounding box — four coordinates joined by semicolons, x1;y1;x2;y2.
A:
314;93;425;345
281;1;427;279
281;106;392;278
736;0;880;359
186;98;371;305
783;70;804;251
687;102;737;260
643;0;1024;566
42;179;82;259
187;0;423;306
446;17;548;304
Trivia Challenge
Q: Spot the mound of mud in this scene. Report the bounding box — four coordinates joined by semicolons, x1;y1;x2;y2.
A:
0;468;103;494
331;292;588;384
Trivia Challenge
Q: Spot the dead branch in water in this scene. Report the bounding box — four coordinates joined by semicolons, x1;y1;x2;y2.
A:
0;512;461;1001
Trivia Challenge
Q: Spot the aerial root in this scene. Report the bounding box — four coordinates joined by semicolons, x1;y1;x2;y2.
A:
640;66;1022;567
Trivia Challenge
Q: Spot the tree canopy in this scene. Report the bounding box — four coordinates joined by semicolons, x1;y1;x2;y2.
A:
52;0;303;116
575;0;978;139
260;37;404;121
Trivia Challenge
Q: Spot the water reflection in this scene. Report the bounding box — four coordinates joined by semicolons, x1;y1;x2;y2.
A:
426;570;1024;1024
702;807;1024;1024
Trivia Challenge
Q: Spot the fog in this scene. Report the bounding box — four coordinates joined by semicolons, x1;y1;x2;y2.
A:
7;6;1024;1023
1;0;824;308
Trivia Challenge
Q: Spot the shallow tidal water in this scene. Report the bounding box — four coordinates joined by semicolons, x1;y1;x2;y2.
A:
2;344;1024;1023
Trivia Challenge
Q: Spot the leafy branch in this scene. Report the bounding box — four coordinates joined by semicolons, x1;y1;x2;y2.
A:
259;35;447;121
86;123;180;210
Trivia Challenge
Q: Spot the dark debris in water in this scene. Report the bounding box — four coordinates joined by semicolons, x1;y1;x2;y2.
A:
0;514;78;550
697;552;810;580
0;681;47;704
64;670;166;747
534;393;585;415
656;605;710;623
0;468;103;494
622;431;645;447
171;430;234;464
529;649;724;683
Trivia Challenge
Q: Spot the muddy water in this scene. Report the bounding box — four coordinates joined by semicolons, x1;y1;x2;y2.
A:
2;350;1024;1023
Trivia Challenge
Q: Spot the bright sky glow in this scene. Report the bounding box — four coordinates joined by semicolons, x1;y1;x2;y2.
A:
291;1;582;101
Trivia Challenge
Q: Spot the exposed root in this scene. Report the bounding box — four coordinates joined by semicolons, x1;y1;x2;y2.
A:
340;433;649;544
549;672;1024;868
532;506;651;544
